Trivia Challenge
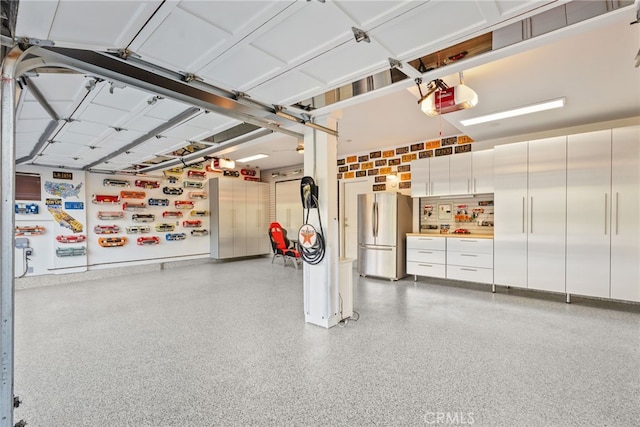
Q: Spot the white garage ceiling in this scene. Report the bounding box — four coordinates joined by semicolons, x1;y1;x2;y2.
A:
6;0;640;173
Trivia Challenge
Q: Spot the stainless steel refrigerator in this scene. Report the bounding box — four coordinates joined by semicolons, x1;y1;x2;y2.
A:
357;192;413;280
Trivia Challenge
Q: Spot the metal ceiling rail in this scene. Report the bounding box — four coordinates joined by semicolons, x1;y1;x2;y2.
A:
25;46;307;140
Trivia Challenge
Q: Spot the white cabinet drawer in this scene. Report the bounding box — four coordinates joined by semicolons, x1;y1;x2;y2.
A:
407;261;446;278
407;248;446;264
447;265;493;284
447;238;493;254
447;251;493;269
407;236;446;250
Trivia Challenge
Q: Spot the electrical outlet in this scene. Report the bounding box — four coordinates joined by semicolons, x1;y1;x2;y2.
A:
25;248;33;256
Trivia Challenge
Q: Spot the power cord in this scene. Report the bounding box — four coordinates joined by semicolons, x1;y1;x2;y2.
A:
18;248;30;278
299;192;325;265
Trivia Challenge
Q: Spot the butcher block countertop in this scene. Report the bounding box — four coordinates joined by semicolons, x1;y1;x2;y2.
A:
406;233;494;239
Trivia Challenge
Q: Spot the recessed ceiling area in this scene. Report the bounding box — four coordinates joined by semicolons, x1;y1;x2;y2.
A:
6;0;639;173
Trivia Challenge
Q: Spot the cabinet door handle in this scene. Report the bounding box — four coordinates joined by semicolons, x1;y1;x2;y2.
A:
418;251;433;254
473;178;477;193
522;197;525;234
418;264;434;268
461;268;478;272
604;193;608;235
615;192;619;235
418;238;434;241
467;178;470;193
460;254;478;257
460;239;477;243
530;196;533;234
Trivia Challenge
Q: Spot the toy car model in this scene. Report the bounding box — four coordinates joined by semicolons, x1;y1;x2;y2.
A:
162;211;183;218
163;186;183;195
166;175;180;184
56;246;86;257
56;234;86;243
137;236;160;246
132;214;155;223
452;228;471;234
135;179;160;189
98;211;124;220
187;170;207;180
98;236;128;247
190;210;209;217
120;190;146;199
103;178;130;187
92;194;120;204
165;233;186;241
126;225;150;234
182;220;202;228
155;223;175;232
205;164;223;173
174;200;194;210
182;181;203;189
163;167;183;176
94;224;121;234
148;198;169;207
188;191;207;200
15;225;45;236
187;163;204;170
48;208;84;233
190;229;209;237
15;203;39;214
122;202;147;211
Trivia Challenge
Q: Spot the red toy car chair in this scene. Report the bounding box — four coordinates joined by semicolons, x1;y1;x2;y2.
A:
268;222;301;269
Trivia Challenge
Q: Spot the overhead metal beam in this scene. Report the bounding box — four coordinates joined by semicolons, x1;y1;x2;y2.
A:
26;46;305;140
135;127;273;174
83;106;200;170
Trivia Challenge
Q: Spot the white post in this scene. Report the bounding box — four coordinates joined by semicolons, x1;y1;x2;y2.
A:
1;46;22;427
302;118;340;328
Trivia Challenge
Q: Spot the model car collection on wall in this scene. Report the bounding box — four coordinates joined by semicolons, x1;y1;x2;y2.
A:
14;164;259;277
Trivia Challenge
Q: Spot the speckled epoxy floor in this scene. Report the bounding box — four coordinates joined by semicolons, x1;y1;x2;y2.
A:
14;257;640;426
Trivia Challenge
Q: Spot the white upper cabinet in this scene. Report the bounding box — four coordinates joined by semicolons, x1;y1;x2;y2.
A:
449;152;472;195
410;158;430;198
472;149;494;194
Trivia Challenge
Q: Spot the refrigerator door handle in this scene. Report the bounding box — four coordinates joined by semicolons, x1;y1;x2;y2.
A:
360;245;393;251
373;201;379;238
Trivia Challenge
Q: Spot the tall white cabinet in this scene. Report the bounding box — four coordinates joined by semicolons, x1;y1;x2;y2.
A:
566;126;640;301
494;136;566;293
210;177;270;259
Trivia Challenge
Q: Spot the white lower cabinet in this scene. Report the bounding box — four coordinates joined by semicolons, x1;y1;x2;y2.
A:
406;236;446;279
446;238;494;284
406;235;494;284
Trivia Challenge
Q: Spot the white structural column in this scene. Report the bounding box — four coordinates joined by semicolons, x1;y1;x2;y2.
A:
302;117;340;328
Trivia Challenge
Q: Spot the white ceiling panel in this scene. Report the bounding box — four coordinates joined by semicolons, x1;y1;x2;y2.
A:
53;128;100;146
16;119;52;137
75;103;132;126
132;6;230;72
17;99;50;120
185;113;239;134
41;142;92;157
249;71;324;106
145;99;194;121
333;0;418;28
198;44;285;90
299;40;392;87
494;0;548;16
371;1;486;60
121;115;167;133
64;120;111;138
178;1;291;36
26;73;87;102
90;86;151;111
106;129;147;144
250;2;354;65
46;1;162;50
14;1;58;41
134;136;187;156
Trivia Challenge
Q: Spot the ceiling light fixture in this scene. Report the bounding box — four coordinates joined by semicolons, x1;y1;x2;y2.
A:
236;153;269;163
460;97;566;126
296;143;304;154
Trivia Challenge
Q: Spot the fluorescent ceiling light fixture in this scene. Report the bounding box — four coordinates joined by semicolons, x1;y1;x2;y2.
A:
235;153;269;163
461;98;565;126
